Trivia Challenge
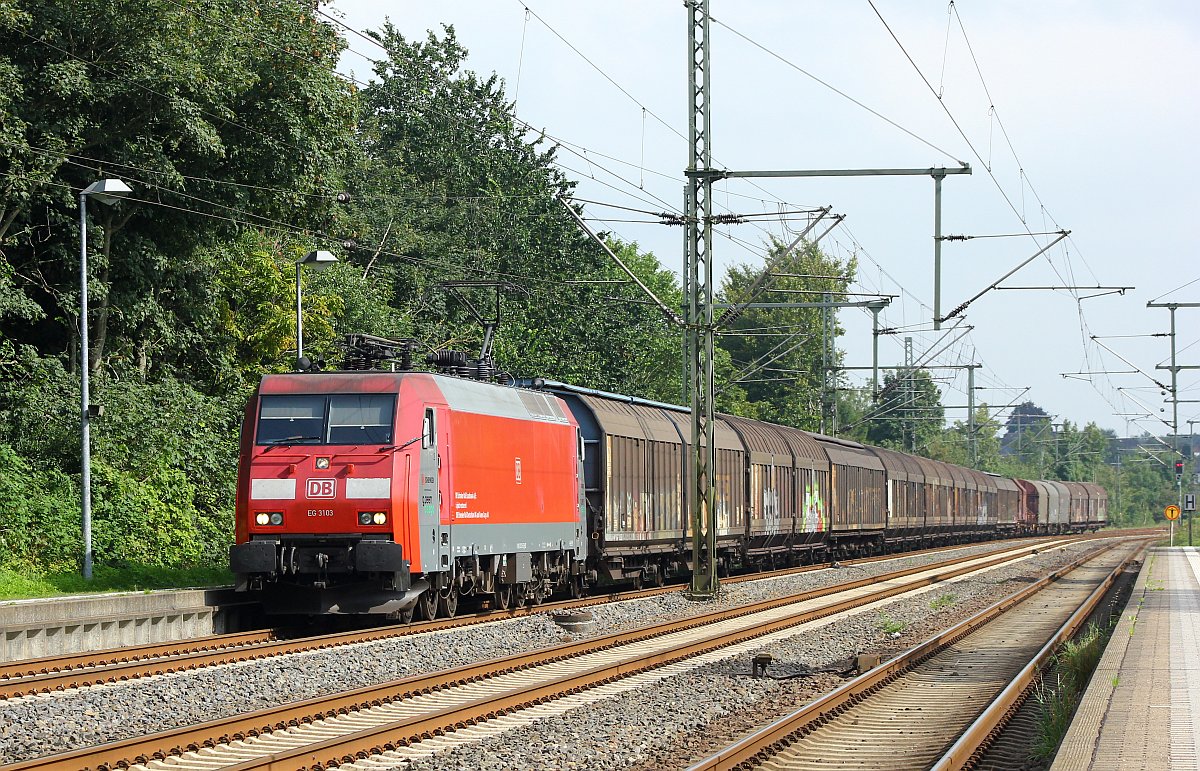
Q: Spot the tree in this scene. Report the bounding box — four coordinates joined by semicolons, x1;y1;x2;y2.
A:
1000;401;1053;463
0;0;357;381
350;25;683;399
929;405;1004;470
717;239;856;429
0;0;358;576
866;368;945;453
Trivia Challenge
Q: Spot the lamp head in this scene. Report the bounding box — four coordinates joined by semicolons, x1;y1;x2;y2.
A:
82;178;132;205
298;250;338;272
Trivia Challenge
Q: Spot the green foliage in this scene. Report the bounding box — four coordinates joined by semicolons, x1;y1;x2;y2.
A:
0;0;357;379
1032;674;1077;760
867;369;944;452
876;612;907;634
0;444;80;571
0;564;233;599
1002;402;1052;462
929;593;957;611
350;26;684;399
0;14;693;588
91;461;230;568
717;240;856;429
1033;623;1111;759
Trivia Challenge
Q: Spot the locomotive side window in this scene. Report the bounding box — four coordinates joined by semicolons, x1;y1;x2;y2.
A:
256;395;325;444
422;409;434;449
328;394;395;444
256;393;396;445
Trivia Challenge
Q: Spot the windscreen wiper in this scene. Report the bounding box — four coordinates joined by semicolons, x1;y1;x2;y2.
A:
380;435;422;452
262;435;321;448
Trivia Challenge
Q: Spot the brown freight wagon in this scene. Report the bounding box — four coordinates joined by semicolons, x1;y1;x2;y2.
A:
723;415;831;564
810;433;886;555
1060;481;1090;528
987;474;1022;534
1081;482;1108;529
869;446;928;547
1013;478;1040;533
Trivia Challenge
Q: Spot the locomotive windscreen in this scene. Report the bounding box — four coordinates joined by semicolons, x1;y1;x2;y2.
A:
256;394;396;445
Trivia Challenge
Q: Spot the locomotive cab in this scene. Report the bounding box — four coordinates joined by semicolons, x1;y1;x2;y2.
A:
230;376;424;615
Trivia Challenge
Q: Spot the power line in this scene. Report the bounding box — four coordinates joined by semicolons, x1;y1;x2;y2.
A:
708;13;966;163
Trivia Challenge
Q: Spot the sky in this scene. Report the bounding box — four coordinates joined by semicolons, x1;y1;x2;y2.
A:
326;0;1199;441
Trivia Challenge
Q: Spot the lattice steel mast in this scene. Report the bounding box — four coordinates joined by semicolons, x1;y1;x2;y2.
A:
685;0;718;599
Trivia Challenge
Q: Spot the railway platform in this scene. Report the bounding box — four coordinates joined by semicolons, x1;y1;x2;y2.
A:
1051;546;1200;771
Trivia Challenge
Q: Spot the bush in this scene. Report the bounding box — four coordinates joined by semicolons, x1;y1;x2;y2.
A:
0;373;242;576
0;444;81;572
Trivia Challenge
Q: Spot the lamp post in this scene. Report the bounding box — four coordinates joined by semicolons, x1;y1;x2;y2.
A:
79;178;132;580
295;250;338;367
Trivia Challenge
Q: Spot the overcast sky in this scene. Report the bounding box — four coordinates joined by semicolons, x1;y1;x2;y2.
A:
328;1;1199;440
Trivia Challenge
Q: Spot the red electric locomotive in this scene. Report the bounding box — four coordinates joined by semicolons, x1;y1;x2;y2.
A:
230;343;586;619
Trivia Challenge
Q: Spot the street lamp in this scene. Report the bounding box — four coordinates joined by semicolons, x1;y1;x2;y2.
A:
295;249;338;366
79;178;132;580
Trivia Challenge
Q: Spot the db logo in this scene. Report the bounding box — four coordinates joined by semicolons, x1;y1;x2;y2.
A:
306;479;336;499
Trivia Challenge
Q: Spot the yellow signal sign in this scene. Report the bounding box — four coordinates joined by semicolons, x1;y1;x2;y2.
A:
1165;505;1181;521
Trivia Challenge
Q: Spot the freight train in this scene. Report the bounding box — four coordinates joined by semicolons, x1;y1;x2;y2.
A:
230;337;1107;618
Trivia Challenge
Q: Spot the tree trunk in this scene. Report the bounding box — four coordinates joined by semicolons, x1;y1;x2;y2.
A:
90;217;113;375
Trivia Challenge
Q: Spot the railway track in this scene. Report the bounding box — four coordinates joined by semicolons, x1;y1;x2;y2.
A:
0;535;1079;700
685;539;1147;771
6;538;1095;771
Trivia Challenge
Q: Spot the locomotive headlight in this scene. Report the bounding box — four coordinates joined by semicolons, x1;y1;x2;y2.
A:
359;511;387;526
255;512;269;525
269;512;284;526
358;511;372;525
372;512;387;525
256;512;284;526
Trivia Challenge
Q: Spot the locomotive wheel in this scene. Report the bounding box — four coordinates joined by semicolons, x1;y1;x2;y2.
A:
414;589;438;621
494;584;514;611
438;589;459;619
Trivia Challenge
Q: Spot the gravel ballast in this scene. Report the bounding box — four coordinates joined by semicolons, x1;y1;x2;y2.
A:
0;537;1100;764
368;540;1114;770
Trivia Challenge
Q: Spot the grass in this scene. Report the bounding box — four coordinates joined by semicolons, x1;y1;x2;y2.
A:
1032;622;1113;759
876;612;907;635
1032;674;1077;758
929;593;957;611
1157;518;1200;547
0;565;234;600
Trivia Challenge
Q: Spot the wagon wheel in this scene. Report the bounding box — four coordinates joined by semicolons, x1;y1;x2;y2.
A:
651;566;665;588
414;589;438;621
493;584;514;611
438;589;458;619
522;582;544;606
568;574;586;599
